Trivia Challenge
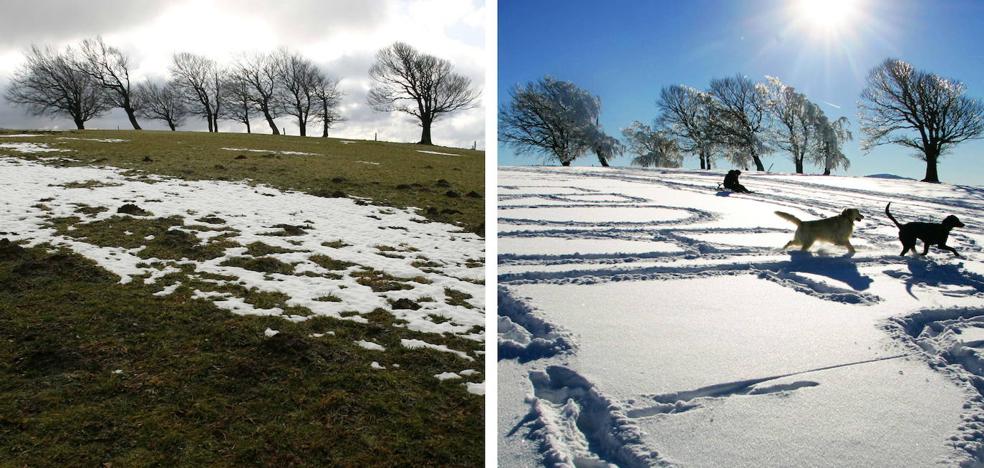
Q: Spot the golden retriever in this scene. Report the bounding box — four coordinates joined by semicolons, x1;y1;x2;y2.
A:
775;209;864;253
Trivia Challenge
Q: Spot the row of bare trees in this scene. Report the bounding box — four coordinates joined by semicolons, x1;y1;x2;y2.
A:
501;59;984;182
5;39;480;145
4;38;344;136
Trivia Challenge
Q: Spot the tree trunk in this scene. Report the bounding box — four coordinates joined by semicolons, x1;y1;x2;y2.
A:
245;120;251;134
167;119;176;131
124;106;142;130
212;114;219;133
73;117;85;130
322;118;329;138
419;118;433;145
923;151;940;183
597;153;609;167
561;160;571;166
264;109;280;135
794;156;803;174
823;167;831;176
751;152;765;172
298;118;306;137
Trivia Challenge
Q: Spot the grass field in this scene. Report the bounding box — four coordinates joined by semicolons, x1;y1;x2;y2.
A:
0;130;485;466
1;130;484;235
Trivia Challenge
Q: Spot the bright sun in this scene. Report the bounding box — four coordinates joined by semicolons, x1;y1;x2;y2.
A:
796;0;861;36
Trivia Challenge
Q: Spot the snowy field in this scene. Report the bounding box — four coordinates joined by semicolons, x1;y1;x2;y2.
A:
0;153;485;392
498;166;984;466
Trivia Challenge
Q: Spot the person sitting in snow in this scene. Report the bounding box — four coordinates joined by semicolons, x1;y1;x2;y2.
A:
722;170;752;193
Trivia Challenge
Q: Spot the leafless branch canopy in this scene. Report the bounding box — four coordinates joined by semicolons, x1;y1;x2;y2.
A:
170;52;222;132
859;58;984;174
707;74;772;171
368;42;479;144
5;45;109;129
78;36;142;129
134;80;188;131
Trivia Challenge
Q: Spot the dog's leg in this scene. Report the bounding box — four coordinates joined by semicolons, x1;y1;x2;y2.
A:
782;240;797;250
800;239;814;251
844;241;856;254
922;241;931;255
941;244;962;257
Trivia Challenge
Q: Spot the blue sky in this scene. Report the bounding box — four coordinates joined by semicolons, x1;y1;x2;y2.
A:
497;0;984;186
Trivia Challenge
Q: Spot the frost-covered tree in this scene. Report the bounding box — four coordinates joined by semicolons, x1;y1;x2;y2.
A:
368;42;479;145
657;85;718;169
813;116;853;175
859;58;984;183
134;80;188;131
763;76;825;174
5;45;109;129
78;36;142;130
622;121;682;168
499;77;615;166
707;74;772;171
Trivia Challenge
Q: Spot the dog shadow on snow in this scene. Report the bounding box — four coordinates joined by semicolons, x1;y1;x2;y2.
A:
885;256;984;299
779;250;874;292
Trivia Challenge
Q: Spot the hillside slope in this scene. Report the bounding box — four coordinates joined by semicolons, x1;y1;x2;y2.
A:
498;166;983;467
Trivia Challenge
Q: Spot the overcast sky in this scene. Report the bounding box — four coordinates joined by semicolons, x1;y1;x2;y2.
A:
0;0;485;149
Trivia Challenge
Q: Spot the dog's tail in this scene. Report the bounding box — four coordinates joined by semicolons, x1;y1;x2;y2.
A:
885;203;902;229
774;211;801;226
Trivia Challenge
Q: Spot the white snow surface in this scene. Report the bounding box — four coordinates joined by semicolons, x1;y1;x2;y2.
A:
416;150;461;157
0;156;484;387
0;142;70;153
498;166;984;467
221;147;321;156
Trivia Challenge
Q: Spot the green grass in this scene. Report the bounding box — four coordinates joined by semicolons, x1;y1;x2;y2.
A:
0;241;483;466
0;129;484;235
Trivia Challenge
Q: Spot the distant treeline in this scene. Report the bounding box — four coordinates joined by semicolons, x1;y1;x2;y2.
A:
5;38;478;145
500;59;983;183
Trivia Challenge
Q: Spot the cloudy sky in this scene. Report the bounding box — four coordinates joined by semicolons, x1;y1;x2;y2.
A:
0;0;485;149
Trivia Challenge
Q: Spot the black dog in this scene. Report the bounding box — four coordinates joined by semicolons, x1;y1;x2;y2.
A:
722;170;752;193
885;203;965;257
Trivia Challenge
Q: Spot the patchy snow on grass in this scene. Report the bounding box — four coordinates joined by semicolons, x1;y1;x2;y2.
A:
499;166;984;466
355;160;381;166
57;137;128;143
356;340;386;351
220;147;321;156
402;338;475;361
0;156;484;386
417;150;461;157
0;134;40;138
0;142;70;153
370;361;385;370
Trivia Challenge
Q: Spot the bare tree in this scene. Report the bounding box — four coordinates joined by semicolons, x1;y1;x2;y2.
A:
707;74;772;171
763;76;824;174
368;42;479;145
859;58;984;183
78;36;142;130
134;80;188;131
313;75;343;138
275;49;321;137
813;116;853;175
5;45;109;129
220;73;253;133
170;52;221;132
622;121;682;168
232;52;281;134
657;85;718;169
499;77;603;166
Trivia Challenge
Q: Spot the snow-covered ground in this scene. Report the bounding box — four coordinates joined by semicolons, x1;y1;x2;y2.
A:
0;154;485;390
498;166;984;467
